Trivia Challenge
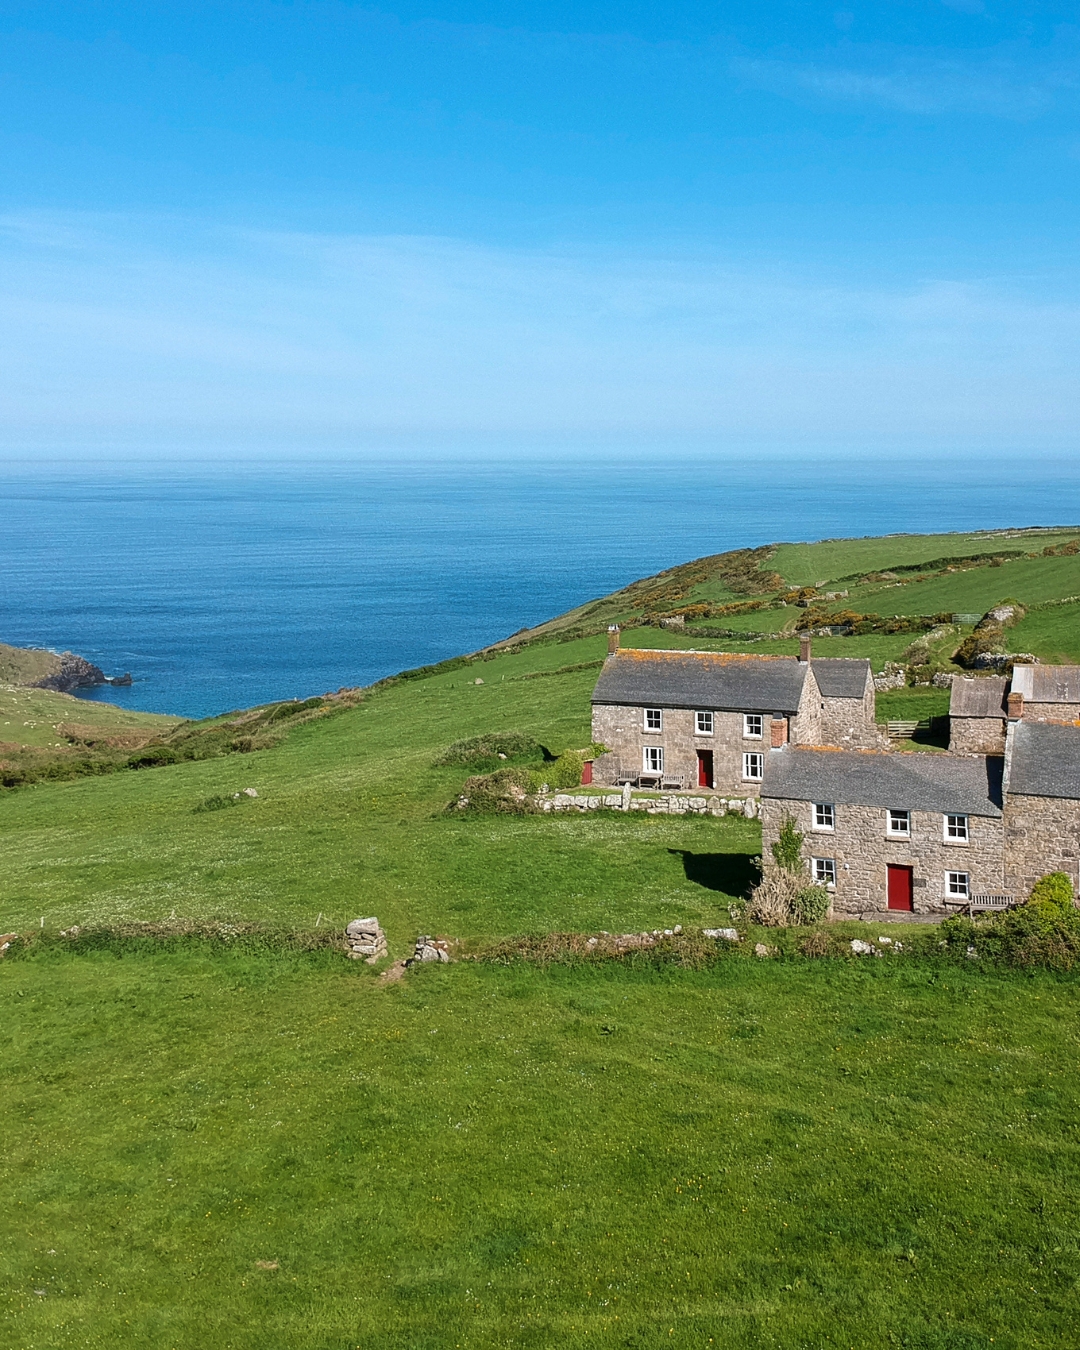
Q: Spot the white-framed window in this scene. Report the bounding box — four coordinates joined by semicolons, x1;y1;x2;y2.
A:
743;752;764;781
743;714;763;739
695;711;714;735
813;803;835;831
644;708;663;732
944;814;969;843
643;746;664;773
946;871;970;899
887;809;911;838
812;857;837;889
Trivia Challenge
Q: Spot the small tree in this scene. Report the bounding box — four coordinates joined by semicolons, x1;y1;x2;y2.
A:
771;815;805;873
1028;872;1075;920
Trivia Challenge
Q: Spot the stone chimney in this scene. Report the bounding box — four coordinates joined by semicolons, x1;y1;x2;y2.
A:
1007;690;1024;721
607;625;621;655
770;717;789;748
798;633;812;663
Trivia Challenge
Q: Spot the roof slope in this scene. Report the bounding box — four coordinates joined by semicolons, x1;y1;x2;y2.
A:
810;658;870;699
1011;664;1080;704
763;747;1003;817
591;649;810;713
1007;722;1080;799
950;676;1007;718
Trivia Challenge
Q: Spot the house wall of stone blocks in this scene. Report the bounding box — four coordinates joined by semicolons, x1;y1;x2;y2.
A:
1004;794;1080;897
590;703;774;795
949;717;1006;754
760;797;1006;915
819;687;884;750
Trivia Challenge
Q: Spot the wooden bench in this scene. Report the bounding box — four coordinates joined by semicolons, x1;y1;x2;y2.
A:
944;894;1015;916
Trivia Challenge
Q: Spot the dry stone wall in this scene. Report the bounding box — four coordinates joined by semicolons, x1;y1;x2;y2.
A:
761;797;1005;915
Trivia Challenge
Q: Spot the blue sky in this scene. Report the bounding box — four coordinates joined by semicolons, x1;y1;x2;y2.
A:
2;1;1080;457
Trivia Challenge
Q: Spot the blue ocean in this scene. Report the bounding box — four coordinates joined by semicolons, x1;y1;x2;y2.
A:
2;454;1077;720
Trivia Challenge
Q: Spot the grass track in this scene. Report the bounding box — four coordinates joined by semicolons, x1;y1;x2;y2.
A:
3;947;1078;1349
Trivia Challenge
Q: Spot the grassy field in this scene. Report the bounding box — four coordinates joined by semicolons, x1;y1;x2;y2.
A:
4;528;1080;1348
4;944;1079;1350
0;684;179;750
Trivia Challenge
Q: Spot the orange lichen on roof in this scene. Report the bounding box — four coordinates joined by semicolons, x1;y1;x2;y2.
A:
618;647;792;665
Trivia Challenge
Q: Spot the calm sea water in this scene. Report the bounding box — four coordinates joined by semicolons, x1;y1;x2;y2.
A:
2;454;1077;719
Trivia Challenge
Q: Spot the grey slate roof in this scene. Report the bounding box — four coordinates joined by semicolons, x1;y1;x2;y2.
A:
950;675;1007;719
762;747;1003;817
811;658;870;699
591;649;809;713
1011;664;1080;704
1007;721;1080;799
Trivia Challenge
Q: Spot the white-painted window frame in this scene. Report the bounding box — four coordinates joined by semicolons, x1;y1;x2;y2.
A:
887;809;911;838
813;803;835;831
742;751;764;781
695;711;714;735
743;713;763;739
644;708;663;732
944;813;969;843
946;870;970;899
811;857;837;889
643;745;664;773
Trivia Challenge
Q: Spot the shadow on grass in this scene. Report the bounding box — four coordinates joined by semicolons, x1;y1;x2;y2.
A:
669;849;760;897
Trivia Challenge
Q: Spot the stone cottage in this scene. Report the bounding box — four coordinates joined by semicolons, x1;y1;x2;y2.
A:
1010;664;1080;722
760;748;1005;915
590;637;879;795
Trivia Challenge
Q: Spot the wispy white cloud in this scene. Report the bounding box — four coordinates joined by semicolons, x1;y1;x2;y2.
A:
2;211;1080;454
731;39;1079;118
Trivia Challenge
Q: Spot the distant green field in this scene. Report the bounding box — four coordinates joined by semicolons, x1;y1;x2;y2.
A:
0;685;180;750
767;528;1079;587
1009;601;1080;664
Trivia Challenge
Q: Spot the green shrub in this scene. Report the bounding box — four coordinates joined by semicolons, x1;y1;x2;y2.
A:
771;815;804;873
545;750;584;790
452;767;535;815
1027;872;1075;919
193;794;240;813
127;745;180;768
268;697;324;721
433;731;542;770
940;904;1080;970
792;885;831;925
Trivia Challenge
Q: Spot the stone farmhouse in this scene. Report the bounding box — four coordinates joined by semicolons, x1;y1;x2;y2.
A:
590;631;1080;917
590;632;880;795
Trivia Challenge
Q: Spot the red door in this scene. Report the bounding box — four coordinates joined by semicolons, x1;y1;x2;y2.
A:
887;864;914;911
697;750;714;789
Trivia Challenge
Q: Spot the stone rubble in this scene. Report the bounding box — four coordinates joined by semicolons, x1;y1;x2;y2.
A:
410;935;451;964
703;927;740;941
345;917;388;963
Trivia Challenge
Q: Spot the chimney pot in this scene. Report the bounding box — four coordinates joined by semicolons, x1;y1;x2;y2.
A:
798;633;812;663
1007;690;1024;721
607;625;621;655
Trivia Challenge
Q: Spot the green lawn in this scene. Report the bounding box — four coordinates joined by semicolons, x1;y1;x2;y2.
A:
3;945;1077;1349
